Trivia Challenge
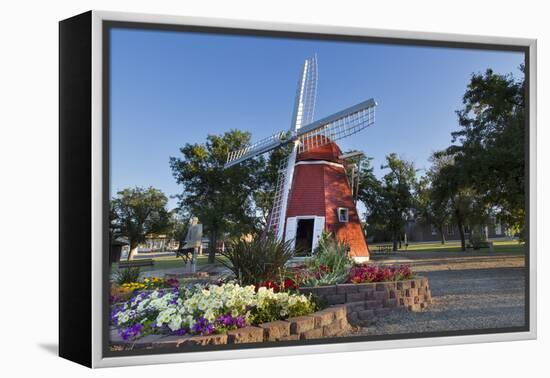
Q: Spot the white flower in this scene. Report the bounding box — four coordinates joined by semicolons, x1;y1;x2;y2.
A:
168;314;182;331
113;282;314;338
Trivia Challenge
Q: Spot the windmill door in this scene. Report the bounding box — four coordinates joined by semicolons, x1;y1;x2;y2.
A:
295;219;315;254
312;216;325;251
285;216;325;254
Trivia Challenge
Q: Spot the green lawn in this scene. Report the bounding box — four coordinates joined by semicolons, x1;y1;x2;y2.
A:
111;240;524;276
386;239;524;254
111;254;229;274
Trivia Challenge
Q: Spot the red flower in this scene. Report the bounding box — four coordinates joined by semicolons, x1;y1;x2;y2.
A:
282;278;298;291
257;281;280;292
165;278;179;288
348;264;412;283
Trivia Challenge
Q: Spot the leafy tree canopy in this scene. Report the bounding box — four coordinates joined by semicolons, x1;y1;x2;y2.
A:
111;186;170;260
448;67;525;235
170;130;267;262
359;153;417;250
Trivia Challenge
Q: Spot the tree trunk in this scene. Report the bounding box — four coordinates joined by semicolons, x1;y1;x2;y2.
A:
438;224;446;245
457;221;466;251
128;244;139;261
392;234;398;251
208;231;217;264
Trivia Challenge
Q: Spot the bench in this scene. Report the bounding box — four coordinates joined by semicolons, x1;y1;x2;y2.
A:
118;259;155;268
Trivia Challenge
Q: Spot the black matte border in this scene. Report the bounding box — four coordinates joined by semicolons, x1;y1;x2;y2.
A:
59;11;93;368
101;19;531;359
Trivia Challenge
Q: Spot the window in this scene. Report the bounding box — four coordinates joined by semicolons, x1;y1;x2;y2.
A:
337;208;349;223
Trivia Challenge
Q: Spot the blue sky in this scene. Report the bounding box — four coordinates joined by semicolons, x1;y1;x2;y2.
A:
110;28;524;211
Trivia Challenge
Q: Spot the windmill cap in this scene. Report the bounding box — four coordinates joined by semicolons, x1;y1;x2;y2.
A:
297;136;343;164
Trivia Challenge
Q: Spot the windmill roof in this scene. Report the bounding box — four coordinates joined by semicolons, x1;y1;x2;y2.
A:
297;137;343;163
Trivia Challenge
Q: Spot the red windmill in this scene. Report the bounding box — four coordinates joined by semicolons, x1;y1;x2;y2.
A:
225;56;376;261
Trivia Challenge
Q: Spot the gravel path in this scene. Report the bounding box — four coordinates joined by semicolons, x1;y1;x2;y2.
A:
353;266;526;336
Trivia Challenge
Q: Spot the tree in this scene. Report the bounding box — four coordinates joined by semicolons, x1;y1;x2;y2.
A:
415;175;451;245
429;151;490;251
170;130;264;263
167;210;189;248
111;187;170;260
449;67;525;238
356;156;384;239
360;154;417;251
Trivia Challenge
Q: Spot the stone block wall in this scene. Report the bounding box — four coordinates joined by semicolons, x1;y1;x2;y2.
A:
299;277;432;325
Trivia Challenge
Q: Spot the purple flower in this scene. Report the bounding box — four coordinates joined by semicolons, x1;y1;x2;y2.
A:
213;313;247;330
191;317;215;335
110;311;119;325
204;324;215;334
216;314;233;326
119;323;144;341
235;316;246;328
171;327;188;336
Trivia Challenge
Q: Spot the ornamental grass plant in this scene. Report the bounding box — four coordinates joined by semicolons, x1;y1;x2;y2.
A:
219;232;294;286
300;233;353;286
114;266;141;285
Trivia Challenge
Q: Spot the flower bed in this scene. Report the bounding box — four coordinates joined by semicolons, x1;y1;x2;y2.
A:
110;304;351;349
348;264;413;283
287;263;415;288
110;283;316;342
110;276;179;303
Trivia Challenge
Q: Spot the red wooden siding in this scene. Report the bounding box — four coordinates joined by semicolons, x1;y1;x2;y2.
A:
284;141;370;258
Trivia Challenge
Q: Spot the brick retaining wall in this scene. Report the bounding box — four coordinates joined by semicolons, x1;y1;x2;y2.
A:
299;277;432;324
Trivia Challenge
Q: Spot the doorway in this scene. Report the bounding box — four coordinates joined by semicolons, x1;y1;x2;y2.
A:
295;218;315;255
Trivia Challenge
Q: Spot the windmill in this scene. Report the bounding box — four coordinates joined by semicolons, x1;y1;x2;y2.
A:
225;56;377;261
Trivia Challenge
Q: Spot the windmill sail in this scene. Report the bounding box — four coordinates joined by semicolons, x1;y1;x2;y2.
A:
225;131;289;169
265;156;289;234
224;98;376;168
271;55;318;238
296;98;376;153
224;56;318;170
290;54;318;129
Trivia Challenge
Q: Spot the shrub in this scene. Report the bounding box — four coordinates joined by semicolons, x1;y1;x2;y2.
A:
300;234;353;286
114;267;141;285
469;229;488;250
219;233;294;285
